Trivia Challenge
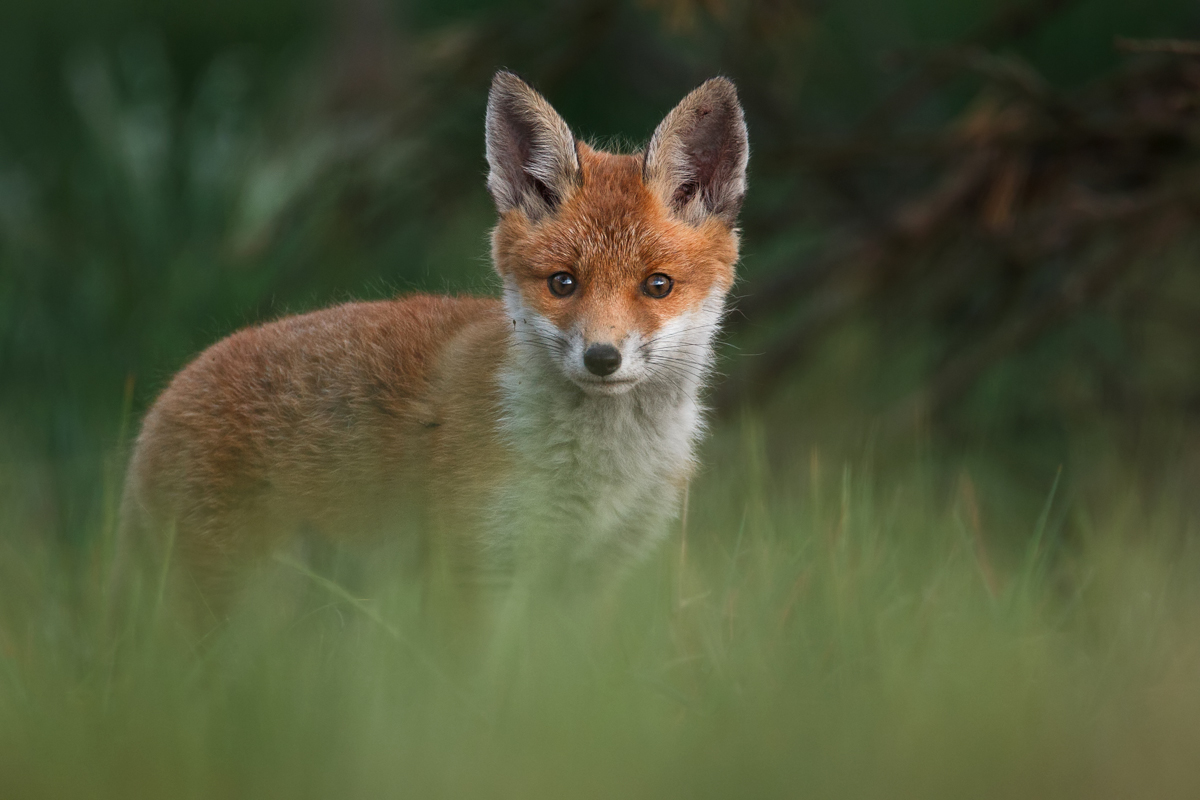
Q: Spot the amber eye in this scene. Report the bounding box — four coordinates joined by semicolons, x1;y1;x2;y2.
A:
548;272;576;297
642;273;673;299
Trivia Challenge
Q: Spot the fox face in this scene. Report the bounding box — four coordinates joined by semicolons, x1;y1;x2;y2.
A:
486;73;748;396
117;72;750;610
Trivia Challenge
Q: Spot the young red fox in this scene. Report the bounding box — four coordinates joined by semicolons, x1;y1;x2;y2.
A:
119;72;749;605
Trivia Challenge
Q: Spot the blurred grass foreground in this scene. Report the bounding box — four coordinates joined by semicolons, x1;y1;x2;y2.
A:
5;0;1200;797
2;432;1200;799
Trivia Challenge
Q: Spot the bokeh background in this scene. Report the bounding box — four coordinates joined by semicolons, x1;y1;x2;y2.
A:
5;0;1200;552
6;2;1200;797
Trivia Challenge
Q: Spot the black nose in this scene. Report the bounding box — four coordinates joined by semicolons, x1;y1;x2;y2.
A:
583;343;621;376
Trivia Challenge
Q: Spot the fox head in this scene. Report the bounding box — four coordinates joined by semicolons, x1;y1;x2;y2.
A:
485;72;747;397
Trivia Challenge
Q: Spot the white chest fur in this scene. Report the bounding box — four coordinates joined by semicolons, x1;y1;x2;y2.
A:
484;288;724;571
494;370;698;561
487;353;717;570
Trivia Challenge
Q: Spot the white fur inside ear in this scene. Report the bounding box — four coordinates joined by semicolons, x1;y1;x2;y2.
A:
644;77;749;226
485;72;579;218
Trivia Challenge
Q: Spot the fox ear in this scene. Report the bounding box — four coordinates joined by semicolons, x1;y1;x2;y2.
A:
485;71;580;219
644;77;748;227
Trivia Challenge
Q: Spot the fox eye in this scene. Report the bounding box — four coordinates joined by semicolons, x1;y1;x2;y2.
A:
642;273;673;299
548;272;576;297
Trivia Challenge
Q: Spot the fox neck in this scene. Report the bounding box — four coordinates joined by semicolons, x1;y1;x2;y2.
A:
499;339;710;443
492;291;722;564
497;293;720;465
497;324;712;467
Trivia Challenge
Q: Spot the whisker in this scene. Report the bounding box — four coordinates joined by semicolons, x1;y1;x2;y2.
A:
646;359;709;382
516;341;567;360
517;331;566;345
646;322;721;339
517;334;568;352
647;354;707;367
640;323;722;346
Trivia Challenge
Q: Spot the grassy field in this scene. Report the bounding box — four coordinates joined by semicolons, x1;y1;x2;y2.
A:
4;0;1200;795
2;412;1199;799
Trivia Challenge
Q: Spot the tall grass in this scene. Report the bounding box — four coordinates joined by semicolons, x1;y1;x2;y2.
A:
4;12;1200;798
2;417;1199;799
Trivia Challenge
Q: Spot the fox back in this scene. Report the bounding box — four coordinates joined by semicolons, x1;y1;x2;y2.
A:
119;72;749;609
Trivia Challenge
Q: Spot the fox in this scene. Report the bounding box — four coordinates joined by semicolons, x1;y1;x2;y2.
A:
118;71;749;610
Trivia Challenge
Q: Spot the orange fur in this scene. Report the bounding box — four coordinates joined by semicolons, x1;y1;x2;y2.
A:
493;144;737;344
120;72;748;610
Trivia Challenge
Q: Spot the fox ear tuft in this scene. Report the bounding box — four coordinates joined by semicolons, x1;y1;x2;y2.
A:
643;77;748;227
485;72;579;219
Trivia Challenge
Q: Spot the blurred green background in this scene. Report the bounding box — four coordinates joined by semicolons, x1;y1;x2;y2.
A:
5;2;1200;797
7;0;1200;551
5;0;1200;550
